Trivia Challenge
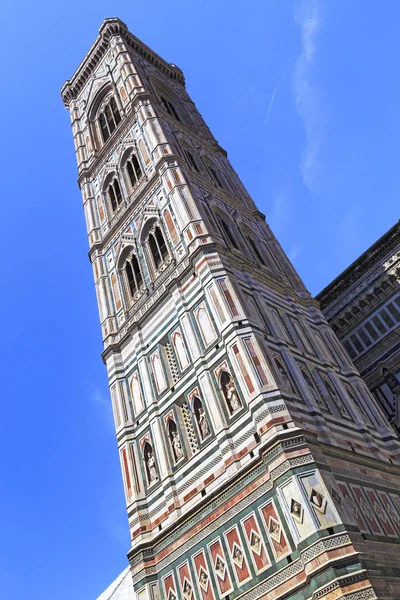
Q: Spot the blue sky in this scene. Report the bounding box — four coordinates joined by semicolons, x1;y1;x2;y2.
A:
0;1;399;598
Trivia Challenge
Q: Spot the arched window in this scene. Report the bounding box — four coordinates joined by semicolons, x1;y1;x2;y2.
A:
107;179;123;212
125;254;143;298
126;153;143;188
98;97;121;143
247;236;266;266
160;96;181;122
217;216;239;250
148;226;168;269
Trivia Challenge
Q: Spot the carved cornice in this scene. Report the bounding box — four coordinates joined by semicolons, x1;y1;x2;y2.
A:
317;221;400;309
61;17;185;107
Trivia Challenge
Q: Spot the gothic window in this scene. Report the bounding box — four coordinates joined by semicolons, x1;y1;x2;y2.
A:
209;166;223;188
160;95;181;122
98;97;121;143
247;236;266;265
125;254;143;298
192;396;210;440
216;216;239;250
220;370;242;414
107;178;123;213
148;226;168;269
126;153;143;189
167;419;184;463
183;148;200;172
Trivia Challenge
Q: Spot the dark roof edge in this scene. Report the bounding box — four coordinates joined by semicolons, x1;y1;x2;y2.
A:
316;220;400;306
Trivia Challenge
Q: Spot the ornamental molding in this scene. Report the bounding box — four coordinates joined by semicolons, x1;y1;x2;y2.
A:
61;18;184;107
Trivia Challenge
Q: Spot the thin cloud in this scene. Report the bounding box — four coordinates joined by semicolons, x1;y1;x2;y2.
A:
86;380;114;433
269;189;293;234
269;190;302;262
292;0;323;192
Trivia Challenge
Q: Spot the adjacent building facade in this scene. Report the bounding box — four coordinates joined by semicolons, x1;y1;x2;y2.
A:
63;19;400;600
317;222;400;431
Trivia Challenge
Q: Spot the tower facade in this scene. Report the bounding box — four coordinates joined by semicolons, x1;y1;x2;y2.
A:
317;223;400;433
62;19;400;600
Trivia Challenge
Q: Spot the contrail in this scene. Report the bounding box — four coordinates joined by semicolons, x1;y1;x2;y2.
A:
264;78;280;127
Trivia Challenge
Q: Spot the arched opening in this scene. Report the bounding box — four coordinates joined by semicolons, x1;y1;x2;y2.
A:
143;441;157;484
126;153;143;188
247;236;266;265
220;370;242;414
98;96;121;143
148;226;168;269
167;419;184;462
217;216;239;250
193;396;210;439
125;254;143;297
274;357;293;392
107;178;123;212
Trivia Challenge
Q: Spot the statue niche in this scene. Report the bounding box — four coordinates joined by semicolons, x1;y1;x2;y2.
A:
193;396;210;440
167;419;184;463
143;441;158;484
220;370;242;414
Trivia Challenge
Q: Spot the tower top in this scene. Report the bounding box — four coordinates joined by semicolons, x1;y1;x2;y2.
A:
61;17;185;108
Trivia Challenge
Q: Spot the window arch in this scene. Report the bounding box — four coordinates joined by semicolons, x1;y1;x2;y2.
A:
107;178;123;213
148;226;168;269
214;213;239;250
125;153;143;189
160;95;181;122
247;236;266;265
125;254;143;298
98;96;121;143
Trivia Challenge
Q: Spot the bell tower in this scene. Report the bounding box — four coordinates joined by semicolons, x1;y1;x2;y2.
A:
62;18;400;600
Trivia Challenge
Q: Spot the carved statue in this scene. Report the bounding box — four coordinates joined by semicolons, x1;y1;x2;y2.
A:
224;375;241;412
171;430;184;461
146;449;158;483
197;406;210;439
